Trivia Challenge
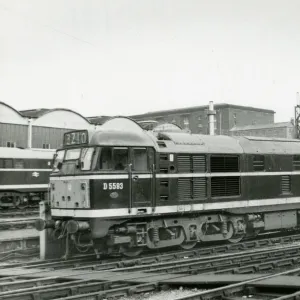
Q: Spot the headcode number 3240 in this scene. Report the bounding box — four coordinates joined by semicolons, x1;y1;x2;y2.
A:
103;183;123;190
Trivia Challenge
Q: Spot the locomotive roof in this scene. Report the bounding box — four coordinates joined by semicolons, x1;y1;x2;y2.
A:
0;147;55;159
149;132;244;154
90;130;156;147
236;136;300;154
88;117;157;147
66;116;300;155
147;132;300;155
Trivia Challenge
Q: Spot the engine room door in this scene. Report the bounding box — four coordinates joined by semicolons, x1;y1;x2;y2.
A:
129;147;155;212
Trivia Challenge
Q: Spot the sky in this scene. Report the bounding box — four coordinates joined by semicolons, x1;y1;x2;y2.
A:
0;0;300;121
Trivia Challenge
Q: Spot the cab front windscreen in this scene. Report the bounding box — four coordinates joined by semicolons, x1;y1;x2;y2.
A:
52;146;150;172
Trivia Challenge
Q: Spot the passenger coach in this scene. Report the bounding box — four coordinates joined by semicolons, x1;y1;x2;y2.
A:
0;147;55;208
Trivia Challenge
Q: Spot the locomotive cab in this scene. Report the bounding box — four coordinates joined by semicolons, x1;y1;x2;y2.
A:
41;122;158;257
50;131;156;212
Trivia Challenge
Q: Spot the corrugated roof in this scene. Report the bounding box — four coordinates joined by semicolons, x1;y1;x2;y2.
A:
130;103;275;119
230;122;293;131
20;108;51;118
87;116;112;125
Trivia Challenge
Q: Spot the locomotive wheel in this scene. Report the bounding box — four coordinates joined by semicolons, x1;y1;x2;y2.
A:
120;246;143;257
13;196;21;208
228;234;245;244
180;241;197;250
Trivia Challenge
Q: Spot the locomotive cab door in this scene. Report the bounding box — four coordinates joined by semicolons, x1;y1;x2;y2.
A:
129;147;155;213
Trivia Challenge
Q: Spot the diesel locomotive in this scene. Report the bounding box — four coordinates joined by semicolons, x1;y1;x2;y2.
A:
0;147;55;208
36;117;300;257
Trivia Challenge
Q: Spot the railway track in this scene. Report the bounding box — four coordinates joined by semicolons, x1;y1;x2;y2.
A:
0;208;38;218
1;232;300;271
0;234;39;257
1;231;300;299
0;218;36;231
1;231;300;269
173;266;300;300
1;237;300;299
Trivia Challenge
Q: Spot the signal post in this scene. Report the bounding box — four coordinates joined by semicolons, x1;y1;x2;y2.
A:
38;201;64;259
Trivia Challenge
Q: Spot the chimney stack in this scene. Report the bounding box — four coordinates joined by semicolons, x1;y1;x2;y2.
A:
208;101;216;135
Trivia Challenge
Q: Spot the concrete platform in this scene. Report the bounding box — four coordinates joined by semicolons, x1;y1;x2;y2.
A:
0;229;38;241
252;275;300;288
0;217;36;223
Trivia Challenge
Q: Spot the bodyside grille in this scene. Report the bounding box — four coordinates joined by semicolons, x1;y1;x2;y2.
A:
192;156;206;172
177;156;191;173
293;156;300;170
178;178;191;199
253;155;265;171
210;156;239;172
178;155;206;173
211;176;240;197
178;178;207;200
281;175;291;194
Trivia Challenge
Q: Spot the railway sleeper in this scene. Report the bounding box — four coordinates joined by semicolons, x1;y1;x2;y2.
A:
144;249;300;274
0;277;58;292
156;250;300;275
58;282;159;300
0;280;131;300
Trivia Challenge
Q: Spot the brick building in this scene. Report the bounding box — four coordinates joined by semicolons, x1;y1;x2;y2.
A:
130;103;275;135
230;122;295;139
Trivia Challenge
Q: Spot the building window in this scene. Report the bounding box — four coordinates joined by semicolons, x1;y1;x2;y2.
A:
43;144;51;149
6;141;16;148
182;116;190;130
183;117;189;125
233;113;237;126
198;116;202;121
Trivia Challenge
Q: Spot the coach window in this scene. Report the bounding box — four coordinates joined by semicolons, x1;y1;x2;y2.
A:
133;148;148;171
3;159;13;168
14;160;24;169
113;148;128;171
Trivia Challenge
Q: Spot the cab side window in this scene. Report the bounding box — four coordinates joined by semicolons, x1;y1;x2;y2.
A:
113;148;128;171
99;147;129;171
133;148;148;171
99;147;113;170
